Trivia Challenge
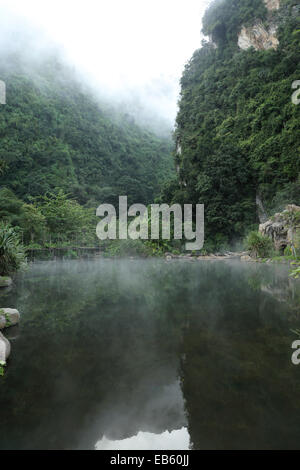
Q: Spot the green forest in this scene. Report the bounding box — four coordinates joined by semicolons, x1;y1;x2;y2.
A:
162;0;300;250
0;52;174;254
0;0;299;263
1;0;300;450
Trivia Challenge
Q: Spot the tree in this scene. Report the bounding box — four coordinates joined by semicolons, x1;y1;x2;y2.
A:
19;203;46;245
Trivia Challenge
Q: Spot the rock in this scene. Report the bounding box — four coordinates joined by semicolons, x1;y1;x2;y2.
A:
0;285;12;296
259;204;300;254
264;0;280;11
165;255;172;261
0;276;12;288
238;22;279;51
241;255;253;262
0;331;10;362
237;1;281;52
0;308;20;329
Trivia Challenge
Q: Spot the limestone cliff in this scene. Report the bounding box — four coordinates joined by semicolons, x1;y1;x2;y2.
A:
259;205;300;255
238;23;279;51
238;0;280;51
263;0;280;11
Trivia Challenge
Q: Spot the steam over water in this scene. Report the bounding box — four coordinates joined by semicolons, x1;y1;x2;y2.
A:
0;258;300;450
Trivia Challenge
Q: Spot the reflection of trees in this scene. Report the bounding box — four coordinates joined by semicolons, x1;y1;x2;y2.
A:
1;260;300;449
0;260;188;449
180;263;300;449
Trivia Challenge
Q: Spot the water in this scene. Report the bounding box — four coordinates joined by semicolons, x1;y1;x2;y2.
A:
0;258;300;450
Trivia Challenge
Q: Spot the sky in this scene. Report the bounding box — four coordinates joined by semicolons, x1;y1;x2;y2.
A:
0;0;211;125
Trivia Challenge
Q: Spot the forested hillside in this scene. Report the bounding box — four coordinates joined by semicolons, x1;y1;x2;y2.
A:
0;53;173;208
164;0;300;250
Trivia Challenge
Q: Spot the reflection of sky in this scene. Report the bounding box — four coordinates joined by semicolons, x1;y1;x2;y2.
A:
95;427;190;450
77;376;188;449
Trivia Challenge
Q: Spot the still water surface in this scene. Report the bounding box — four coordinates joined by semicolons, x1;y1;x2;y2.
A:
0;258;300;450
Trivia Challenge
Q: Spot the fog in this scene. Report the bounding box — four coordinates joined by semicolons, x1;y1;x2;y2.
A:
0;0;211;131
1;258;299;449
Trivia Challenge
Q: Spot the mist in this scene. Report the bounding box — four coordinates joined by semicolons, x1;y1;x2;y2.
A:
0;0;211;133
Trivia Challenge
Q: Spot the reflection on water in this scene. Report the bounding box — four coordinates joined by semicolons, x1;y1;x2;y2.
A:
0;259;300;449
96;427;190;450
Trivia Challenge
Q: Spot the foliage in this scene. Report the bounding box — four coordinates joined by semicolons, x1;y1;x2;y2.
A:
0;188;23;226
0;49;176;253
0;54;174;208
0;160;8;176
167;0;300;249
291;265;300;279
19;203;46;245
0;224;26;275
0;361;6;377
202;0;267;46
245;231;273;258
0;187;99;248
33;190;97;245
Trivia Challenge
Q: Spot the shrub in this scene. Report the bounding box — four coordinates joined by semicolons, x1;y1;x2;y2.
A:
245;231;273;258
284;246;293;256
290;264;300;279
0;224;27;275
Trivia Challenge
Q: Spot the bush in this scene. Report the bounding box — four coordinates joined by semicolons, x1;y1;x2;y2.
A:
284;246;293;257
290;266;300;279
0;224;27;275
245;231;273;258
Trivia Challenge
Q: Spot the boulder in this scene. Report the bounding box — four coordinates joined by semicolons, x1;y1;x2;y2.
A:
0;331;10;362
0;308;20;329
241;255;253;262
259;204;300;254
0;276;12;288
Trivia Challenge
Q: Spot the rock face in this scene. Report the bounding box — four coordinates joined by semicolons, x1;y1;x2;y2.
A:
238;0;280;51
0;332;11;362
264;0;280;11
238;22;279;51
256;192;268;223
0;308;21;329
259;205;300;254
0;276;12;287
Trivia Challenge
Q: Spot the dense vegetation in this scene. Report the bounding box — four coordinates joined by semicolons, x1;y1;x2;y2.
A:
245;230;273;258
1;0;300;258
202;0;267;45
0;224;26;276
0;50;175;254
163;0;300;251
0;54;173;209
0;187;98;248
